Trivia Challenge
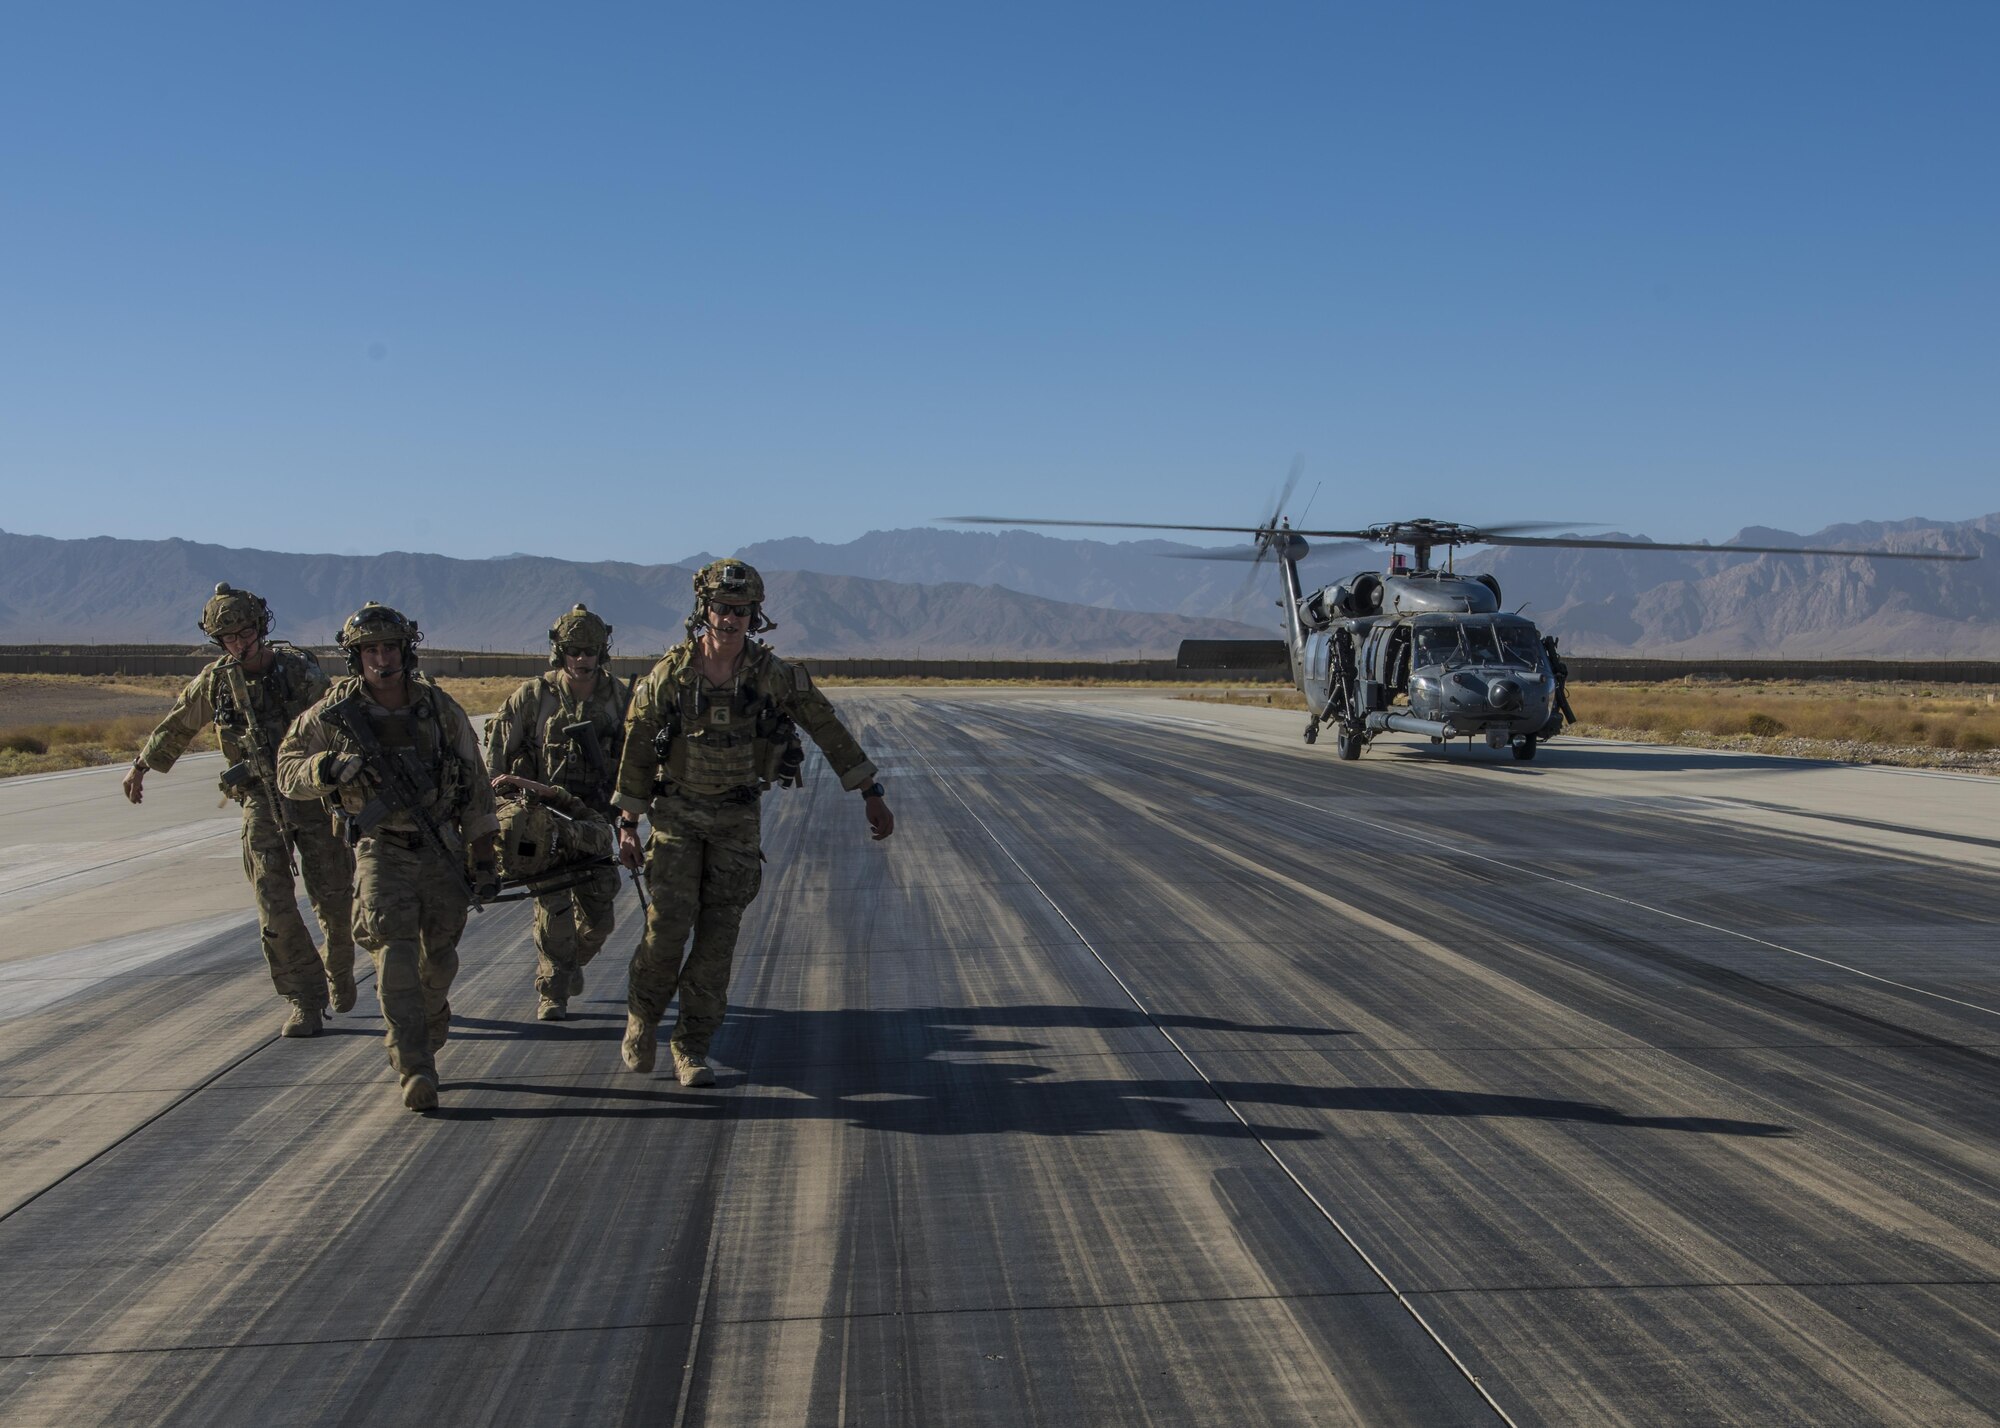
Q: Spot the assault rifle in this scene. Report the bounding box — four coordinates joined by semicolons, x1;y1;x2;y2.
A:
218;661;298;872
562;719;612;802
323;692;483;910
565;719;650;912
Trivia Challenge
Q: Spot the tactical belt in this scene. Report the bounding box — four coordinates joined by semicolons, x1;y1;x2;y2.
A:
362;827;427;852
660;780;761;807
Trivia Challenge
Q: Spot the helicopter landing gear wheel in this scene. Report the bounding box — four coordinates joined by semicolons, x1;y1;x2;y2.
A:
1303;719;1319;745
1512;735;1538;761
1334;725;1363;761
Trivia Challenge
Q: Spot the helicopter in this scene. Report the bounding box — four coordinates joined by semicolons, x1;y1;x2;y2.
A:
945;506;1978;762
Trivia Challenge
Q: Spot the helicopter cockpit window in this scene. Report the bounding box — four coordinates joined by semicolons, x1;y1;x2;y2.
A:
1412;626;1466;668
1494;627;1544;669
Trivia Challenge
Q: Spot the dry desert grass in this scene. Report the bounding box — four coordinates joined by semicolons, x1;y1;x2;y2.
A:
0;675;208;777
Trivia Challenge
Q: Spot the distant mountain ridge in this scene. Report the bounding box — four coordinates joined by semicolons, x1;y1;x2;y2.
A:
0;531;1267;657
5;512;1994;658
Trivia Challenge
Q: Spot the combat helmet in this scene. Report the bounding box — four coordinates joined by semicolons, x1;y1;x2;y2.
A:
548;603;613;667
199;583;272;644
689;559;775;635
336;601;423;674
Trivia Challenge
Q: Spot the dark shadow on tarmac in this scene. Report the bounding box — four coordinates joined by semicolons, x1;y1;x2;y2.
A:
449;1012;626;1042
428;1002;1791;1140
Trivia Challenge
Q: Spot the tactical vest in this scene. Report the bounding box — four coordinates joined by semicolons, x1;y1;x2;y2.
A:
510;671;625;802
212;646;321;802
324;676;472;826
211;646;318;767
653;644;796;797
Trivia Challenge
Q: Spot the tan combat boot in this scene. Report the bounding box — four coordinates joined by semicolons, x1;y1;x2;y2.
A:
671;1043;715;1088
280;999;322;1038
621;1014;656;1073
537;996;566;1022
400;1072;438;1112
329;968;357;1014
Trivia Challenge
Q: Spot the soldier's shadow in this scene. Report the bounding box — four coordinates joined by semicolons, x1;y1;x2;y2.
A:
434;1002;1791;1140
449;1012;625;1043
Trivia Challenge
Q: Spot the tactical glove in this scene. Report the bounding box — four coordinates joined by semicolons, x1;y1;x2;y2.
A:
473;862;501;903
321;752;369;787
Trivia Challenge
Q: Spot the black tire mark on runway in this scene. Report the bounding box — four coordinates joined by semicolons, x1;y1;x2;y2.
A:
902;723;1521;1428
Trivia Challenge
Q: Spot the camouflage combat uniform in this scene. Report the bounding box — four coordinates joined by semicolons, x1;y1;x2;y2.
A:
485;666;628;1013
138;645;355;1014
613;639;878;1066
278;672;497;1084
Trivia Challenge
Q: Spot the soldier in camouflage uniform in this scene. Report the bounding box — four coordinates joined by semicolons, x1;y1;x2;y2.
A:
277;603;499;1113
613;560;894;1087
121;584;355;1037
484;604;629;1021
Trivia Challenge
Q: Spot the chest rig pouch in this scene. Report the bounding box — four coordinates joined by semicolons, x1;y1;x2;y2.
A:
669;676;759;794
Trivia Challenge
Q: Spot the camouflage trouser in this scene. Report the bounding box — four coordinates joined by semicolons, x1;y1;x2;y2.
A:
351;835;471;1078
533;865;619;1001
241;791;356;1006
627;791;763;1059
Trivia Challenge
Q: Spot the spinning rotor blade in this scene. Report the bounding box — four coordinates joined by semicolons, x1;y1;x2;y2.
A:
1462;520;1603;537
1267;454;1305;532
1166;547;1280;562
942;510;1977;563
1163;540;1368;562
942;515;1287;536
943;512;1386;542
1478;533;1977;560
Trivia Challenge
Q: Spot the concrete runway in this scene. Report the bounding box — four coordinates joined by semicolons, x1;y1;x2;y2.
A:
1;689;1996;1427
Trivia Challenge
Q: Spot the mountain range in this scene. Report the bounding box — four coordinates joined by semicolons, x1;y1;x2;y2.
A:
3;511;1995;657
0;530;1265;657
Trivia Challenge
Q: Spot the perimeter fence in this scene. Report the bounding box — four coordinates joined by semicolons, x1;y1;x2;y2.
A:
4;646;1998;684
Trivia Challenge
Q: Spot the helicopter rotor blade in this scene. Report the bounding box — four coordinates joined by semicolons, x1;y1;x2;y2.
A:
1268;453;1305;530
1478;533;1977;561
941;515;1286;536
1463;520;1605;537
1164;546;1273;562
1162;539;1366;562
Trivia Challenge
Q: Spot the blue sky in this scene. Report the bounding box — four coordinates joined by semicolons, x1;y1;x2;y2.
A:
2;2;1994;564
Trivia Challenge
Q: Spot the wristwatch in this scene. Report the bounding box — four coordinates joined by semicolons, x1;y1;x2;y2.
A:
617;814;642;832
861;782;885;799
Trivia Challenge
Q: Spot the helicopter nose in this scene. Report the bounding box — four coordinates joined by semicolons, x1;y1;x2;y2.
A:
1487;677;1523;711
